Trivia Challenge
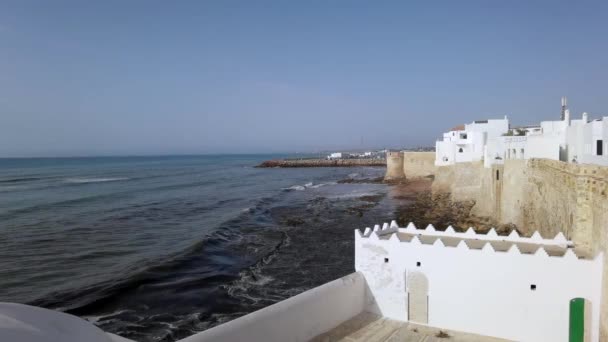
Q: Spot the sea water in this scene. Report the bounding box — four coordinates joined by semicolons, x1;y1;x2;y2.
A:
0;155;394;341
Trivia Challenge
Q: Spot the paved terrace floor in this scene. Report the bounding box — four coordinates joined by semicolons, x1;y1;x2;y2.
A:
312;312;512;342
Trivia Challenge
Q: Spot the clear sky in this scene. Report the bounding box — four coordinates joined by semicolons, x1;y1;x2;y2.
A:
1;1;607;157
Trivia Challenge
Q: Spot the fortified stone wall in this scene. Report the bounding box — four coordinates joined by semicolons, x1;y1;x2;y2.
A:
431;161;494;218
433;158;608;339
385;152;405;180
402;152;436;179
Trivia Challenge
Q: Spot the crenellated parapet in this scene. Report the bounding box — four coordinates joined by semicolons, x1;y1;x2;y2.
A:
356;221;578;256
354;220;603;341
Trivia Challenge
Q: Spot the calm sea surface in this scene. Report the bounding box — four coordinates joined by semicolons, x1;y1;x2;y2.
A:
0;155;393;341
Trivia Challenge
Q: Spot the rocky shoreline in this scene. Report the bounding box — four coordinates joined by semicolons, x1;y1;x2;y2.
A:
388;177;518;235
256;159;386;168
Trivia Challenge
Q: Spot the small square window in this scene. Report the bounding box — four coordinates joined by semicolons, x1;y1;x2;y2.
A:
530;284;536;291
384;258;389;263
416;262;421;267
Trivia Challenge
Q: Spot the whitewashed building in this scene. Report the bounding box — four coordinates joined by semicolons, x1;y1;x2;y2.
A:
566;114;608;165
355;222;603;342
436;98;608;168
435;117;509;166
327;152;343;160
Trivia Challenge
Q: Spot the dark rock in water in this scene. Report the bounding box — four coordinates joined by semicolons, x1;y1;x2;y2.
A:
284;218;305;227
359;194;384;203
394;191;518;235
337;177;384;184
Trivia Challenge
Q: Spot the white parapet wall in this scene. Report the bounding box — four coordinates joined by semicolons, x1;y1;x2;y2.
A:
180;272;366;342
355;222;604;342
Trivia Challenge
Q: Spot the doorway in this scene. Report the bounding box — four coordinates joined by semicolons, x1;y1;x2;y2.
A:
407;271;429;323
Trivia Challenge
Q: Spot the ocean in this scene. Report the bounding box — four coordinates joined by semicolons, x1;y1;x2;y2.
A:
0;155;395;341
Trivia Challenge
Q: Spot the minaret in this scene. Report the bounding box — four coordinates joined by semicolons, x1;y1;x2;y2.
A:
561;96;568;121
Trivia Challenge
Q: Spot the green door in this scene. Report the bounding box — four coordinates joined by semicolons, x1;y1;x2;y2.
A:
569;298;585;342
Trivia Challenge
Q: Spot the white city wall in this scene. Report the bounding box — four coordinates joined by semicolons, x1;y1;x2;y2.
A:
180;272;366;342
355;222;604;342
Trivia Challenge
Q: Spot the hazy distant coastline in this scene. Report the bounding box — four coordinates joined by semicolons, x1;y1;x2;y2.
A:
256;158;386;168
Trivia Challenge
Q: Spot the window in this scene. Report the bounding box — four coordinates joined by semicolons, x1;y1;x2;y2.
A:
530;284;537;291
496;170;500;180
458;148;463;153
460;133;467;139
520;148;525;159
384;258;389;263
416;261;421;267
597;140;604;156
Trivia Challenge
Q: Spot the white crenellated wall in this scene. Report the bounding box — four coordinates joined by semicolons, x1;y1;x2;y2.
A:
355;222;604;342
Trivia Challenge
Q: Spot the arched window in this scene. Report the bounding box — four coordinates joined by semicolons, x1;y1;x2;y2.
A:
496;170;500;180
458;148;463;153
520;148;525;159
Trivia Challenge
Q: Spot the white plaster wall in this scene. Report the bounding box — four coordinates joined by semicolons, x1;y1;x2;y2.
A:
355;230;603;342
484;138;505;168
526;134;561;160
567;119;585;162
0;303;123;342
435;140;455;166
179;272;366;342
577;118;608;166
452;132;484;164
503;136;527;160
465;118;509;139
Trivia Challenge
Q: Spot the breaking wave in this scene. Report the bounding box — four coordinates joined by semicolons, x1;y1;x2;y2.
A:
282;182;333;191
64;177;130;184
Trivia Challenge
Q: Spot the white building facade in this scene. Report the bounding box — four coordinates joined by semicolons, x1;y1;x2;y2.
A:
356;222;603;342
436;98;608;168
435;118;509;166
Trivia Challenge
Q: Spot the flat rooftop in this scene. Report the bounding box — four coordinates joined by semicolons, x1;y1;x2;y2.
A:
312;312;512;342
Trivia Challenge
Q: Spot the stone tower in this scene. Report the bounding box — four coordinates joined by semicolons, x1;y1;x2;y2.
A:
384;151;405;181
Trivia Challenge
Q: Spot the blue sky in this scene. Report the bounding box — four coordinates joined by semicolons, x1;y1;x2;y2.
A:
1;1;607;157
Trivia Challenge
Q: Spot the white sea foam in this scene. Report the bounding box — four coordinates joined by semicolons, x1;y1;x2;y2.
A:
327;191;380;200
282;185;306;191
0;185;25;192
283;181;336;191
310;182;336;189
84;309;132;324
64;177;129;184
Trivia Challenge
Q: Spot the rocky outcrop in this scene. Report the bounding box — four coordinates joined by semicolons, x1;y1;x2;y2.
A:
256;159;386;168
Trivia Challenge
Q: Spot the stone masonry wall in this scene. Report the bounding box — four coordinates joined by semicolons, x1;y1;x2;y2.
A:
402;152;436;179
431;161;494;218
385;152;405;180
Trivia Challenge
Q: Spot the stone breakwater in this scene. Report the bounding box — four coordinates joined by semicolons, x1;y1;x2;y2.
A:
256;159;386;168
